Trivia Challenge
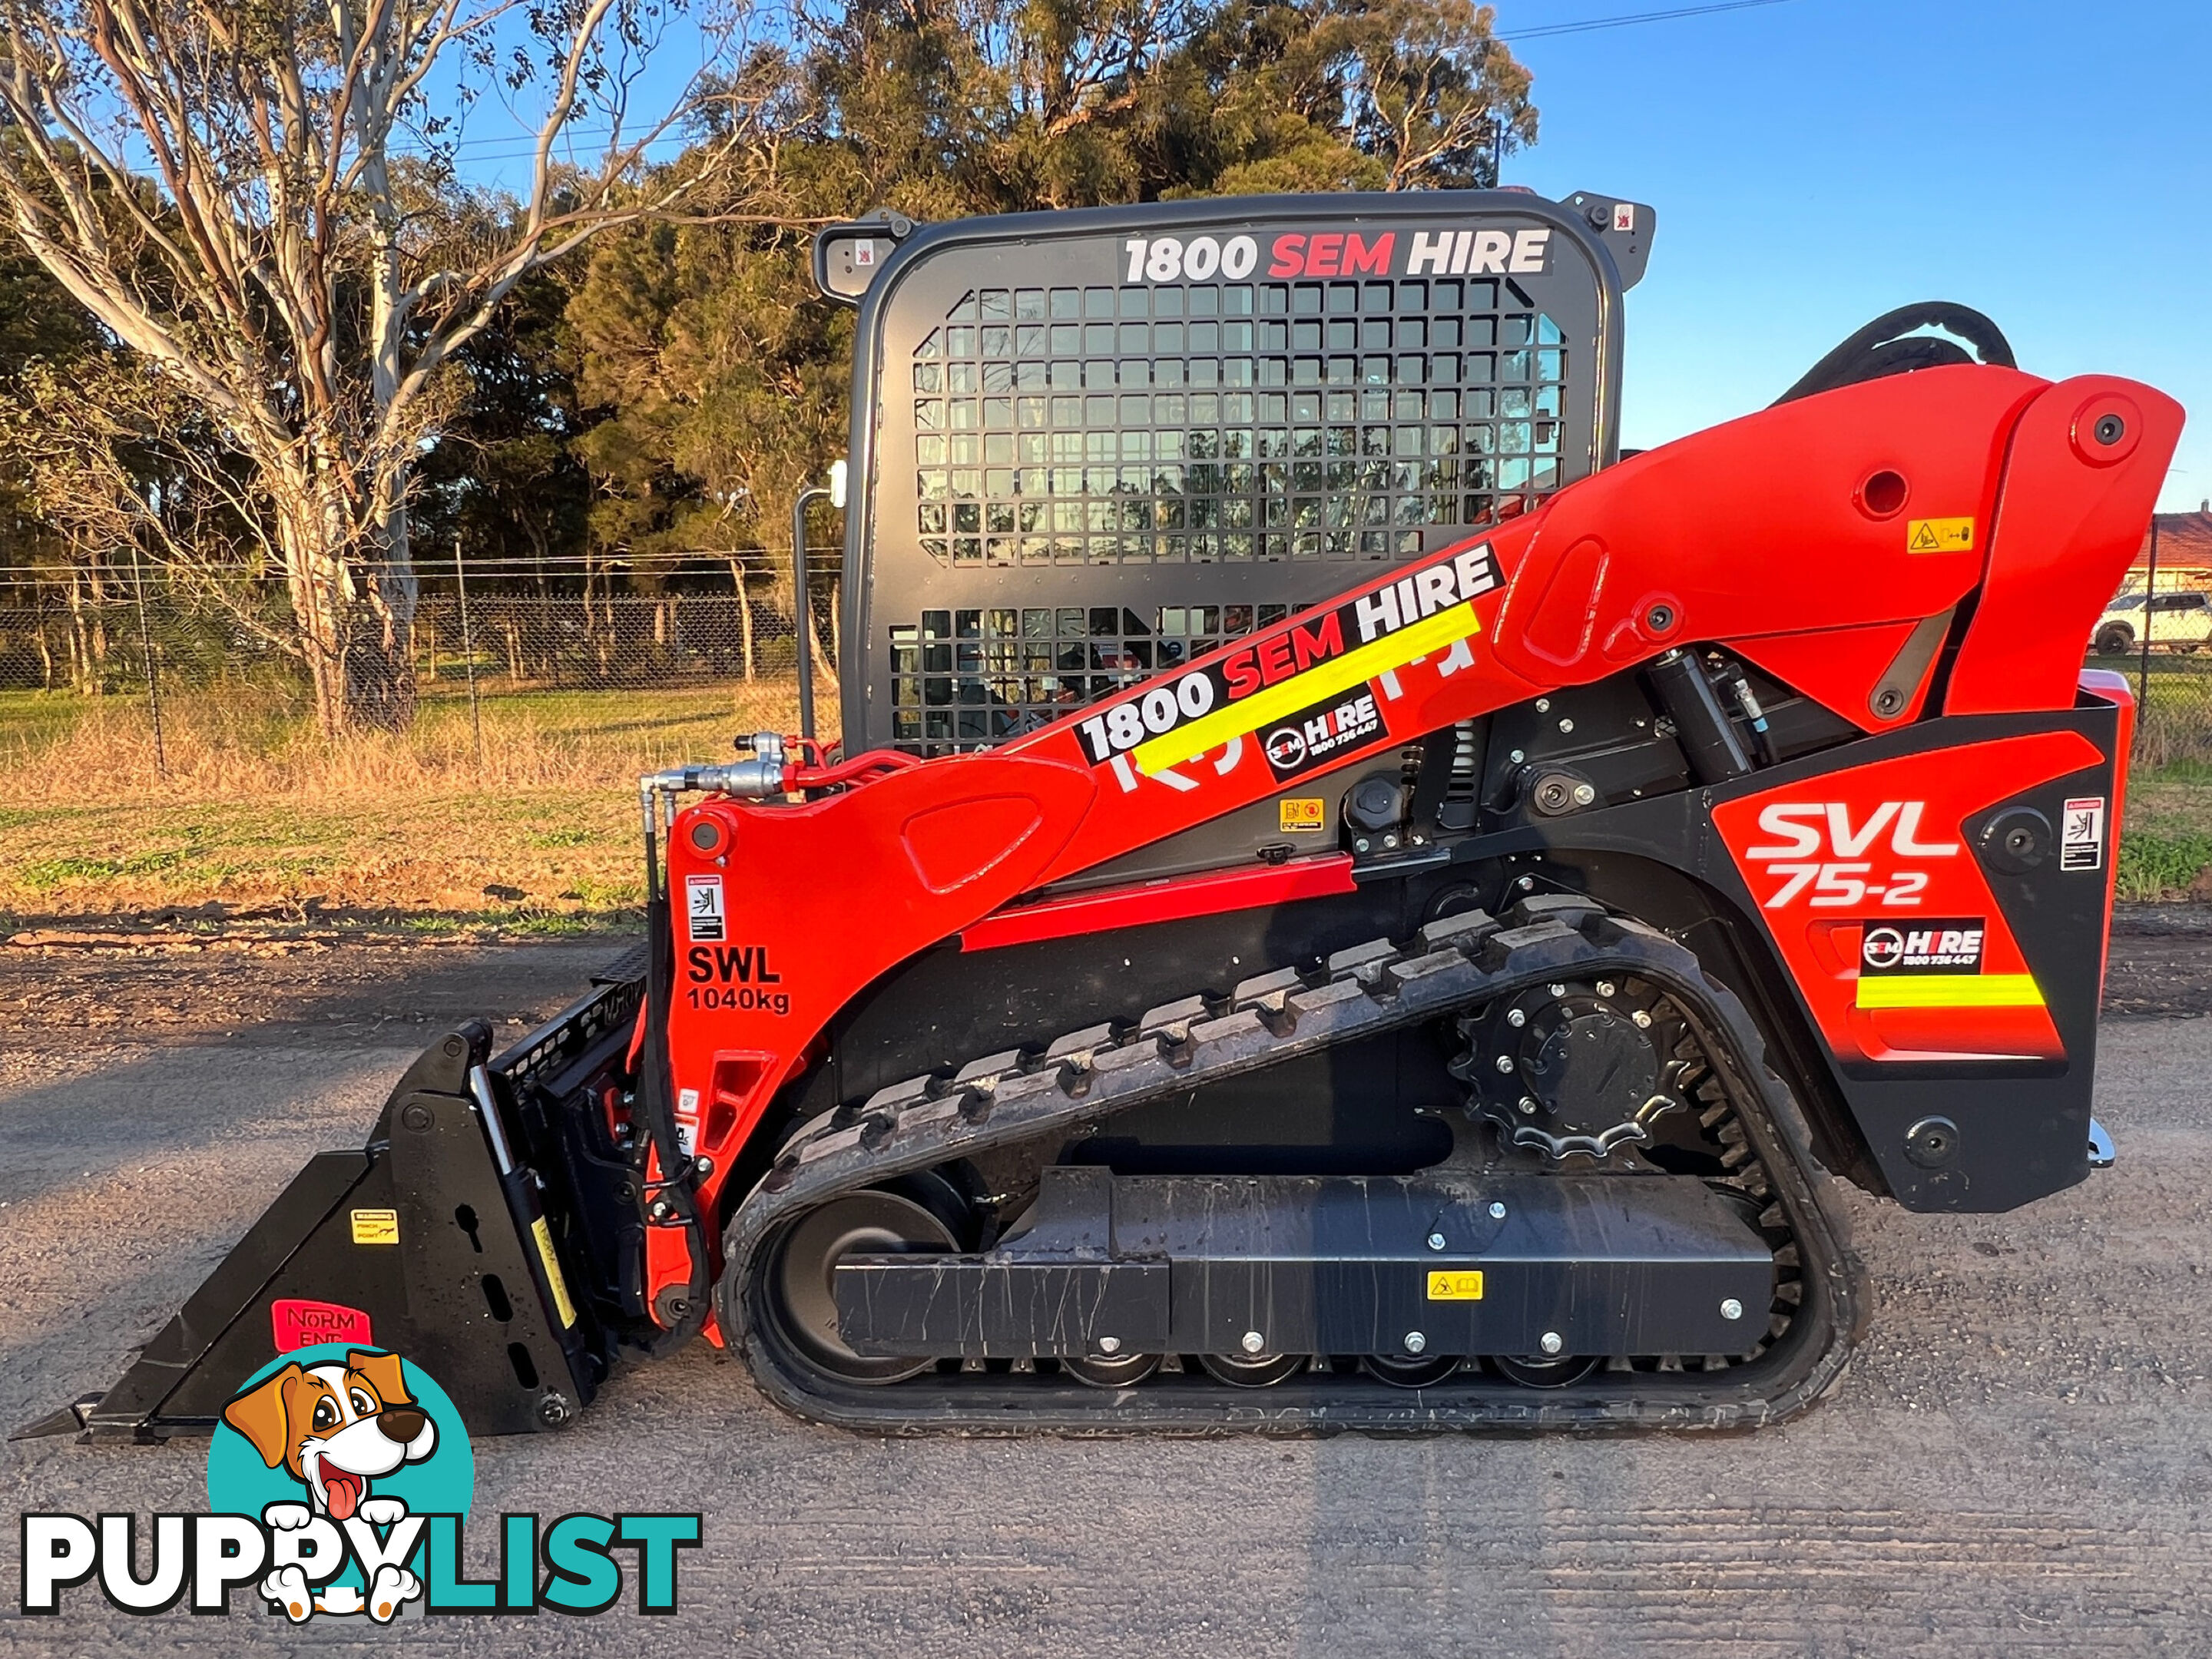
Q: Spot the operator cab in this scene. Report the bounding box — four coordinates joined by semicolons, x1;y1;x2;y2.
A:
813;190;1655;760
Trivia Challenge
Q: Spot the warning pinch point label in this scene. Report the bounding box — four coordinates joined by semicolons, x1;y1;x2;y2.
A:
1907;517;1974;554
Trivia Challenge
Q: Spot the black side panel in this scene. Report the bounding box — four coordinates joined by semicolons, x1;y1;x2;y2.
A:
836;1166;1772;1361
1490;701;2124;1214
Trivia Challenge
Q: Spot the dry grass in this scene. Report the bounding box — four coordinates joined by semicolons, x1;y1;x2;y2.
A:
0;679;836;930
10;671;2205;922
0;679;836;803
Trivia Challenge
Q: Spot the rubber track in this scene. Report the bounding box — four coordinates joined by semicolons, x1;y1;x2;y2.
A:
719;896;1866;1435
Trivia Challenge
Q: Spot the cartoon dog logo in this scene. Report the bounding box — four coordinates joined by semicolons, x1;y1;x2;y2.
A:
221;1349;438;1621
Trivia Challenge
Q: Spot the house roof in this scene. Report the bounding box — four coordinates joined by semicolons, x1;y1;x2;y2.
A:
2136;511;2212;570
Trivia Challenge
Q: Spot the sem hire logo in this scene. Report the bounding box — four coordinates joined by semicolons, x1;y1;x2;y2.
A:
22;1345;700;1621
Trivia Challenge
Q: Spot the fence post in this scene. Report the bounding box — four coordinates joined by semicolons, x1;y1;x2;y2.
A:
454;534;485;773
2138;518;2157;734
730;555;756;681
791;486;831;743
127;538;167;780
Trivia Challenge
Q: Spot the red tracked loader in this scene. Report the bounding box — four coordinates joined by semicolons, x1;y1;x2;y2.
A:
31;190;2181;1440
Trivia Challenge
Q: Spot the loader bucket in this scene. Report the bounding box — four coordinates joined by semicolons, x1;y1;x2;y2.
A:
18;1018;611;1442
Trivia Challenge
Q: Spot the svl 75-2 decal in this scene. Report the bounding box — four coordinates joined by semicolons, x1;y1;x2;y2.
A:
1738;800;1960;909
1712;735;2103;1065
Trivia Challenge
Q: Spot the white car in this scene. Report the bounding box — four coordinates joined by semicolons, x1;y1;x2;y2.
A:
2093;590;2212;654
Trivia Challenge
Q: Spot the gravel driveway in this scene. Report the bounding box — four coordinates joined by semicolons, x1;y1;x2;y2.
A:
3;926;2208;1655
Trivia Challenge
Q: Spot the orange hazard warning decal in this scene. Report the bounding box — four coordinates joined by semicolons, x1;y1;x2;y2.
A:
1906;516;1974;553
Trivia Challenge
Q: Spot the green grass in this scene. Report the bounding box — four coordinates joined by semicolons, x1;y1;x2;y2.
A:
15;847;193;890
0;788;648;932
2118;831;2212;900
2118;755;2212;900
0;687;129;751
4;668;2208;919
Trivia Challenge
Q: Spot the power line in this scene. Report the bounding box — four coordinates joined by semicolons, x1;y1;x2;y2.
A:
370;2;1807;161
108;3;1804;171
389;129;693;166
1498;0;1798;44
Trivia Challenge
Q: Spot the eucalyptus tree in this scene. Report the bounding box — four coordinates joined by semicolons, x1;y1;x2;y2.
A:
0;0;787;728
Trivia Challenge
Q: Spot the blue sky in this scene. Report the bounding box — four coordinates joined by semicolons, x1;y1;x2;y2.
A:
451;0;2207;506
1501;0;2211;511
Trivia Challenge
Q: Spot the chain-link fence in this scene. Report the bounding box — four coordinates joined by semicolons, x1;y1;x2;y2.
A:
2114;527;2212;770
406;587;842;696
0;580;839;690
0;564;843;788
5;557;2211;784
2109;650;2212;770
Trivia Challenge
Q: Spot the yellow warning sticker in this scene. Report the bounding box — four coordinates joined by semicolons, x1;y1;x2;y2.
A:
1280;797;1326;832
1907;517;1974;554
530;1214;578;1329
1426;1270;1485;1301
349;1208;399;1247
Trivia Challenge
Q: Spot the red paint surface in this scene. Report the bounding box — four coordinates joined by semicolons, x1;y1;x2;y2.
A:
648;366;2178;1330
960;854;1357;952
1711;733;2099;1063
1946;379;2184;714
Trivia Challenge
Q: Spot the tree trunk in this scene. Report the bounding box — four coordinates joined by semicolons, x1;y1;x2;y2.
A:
276;496;353;737
583;553;610;682
730;558;755;682
65;567;103;695
272;470;420;734
346;483;419;730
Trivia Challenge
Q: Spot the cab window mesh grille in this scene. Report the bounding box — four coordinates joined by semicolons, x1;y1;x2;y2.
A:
911;280;1568;567
890;604;1292;753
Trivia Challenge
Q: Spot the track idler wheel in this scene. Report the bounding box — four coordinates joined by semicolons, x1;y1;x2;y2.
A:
1195;1351;1306;1388
761;1175;969;1386
1490;1353;1603;1389
1361;1353;1462;1389
1062;1352;1163;1389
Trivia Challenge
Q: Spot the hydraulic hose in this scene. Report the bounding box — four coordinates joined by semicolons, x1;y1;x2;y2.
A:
634;777;711;1356
1773;301;2016;406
